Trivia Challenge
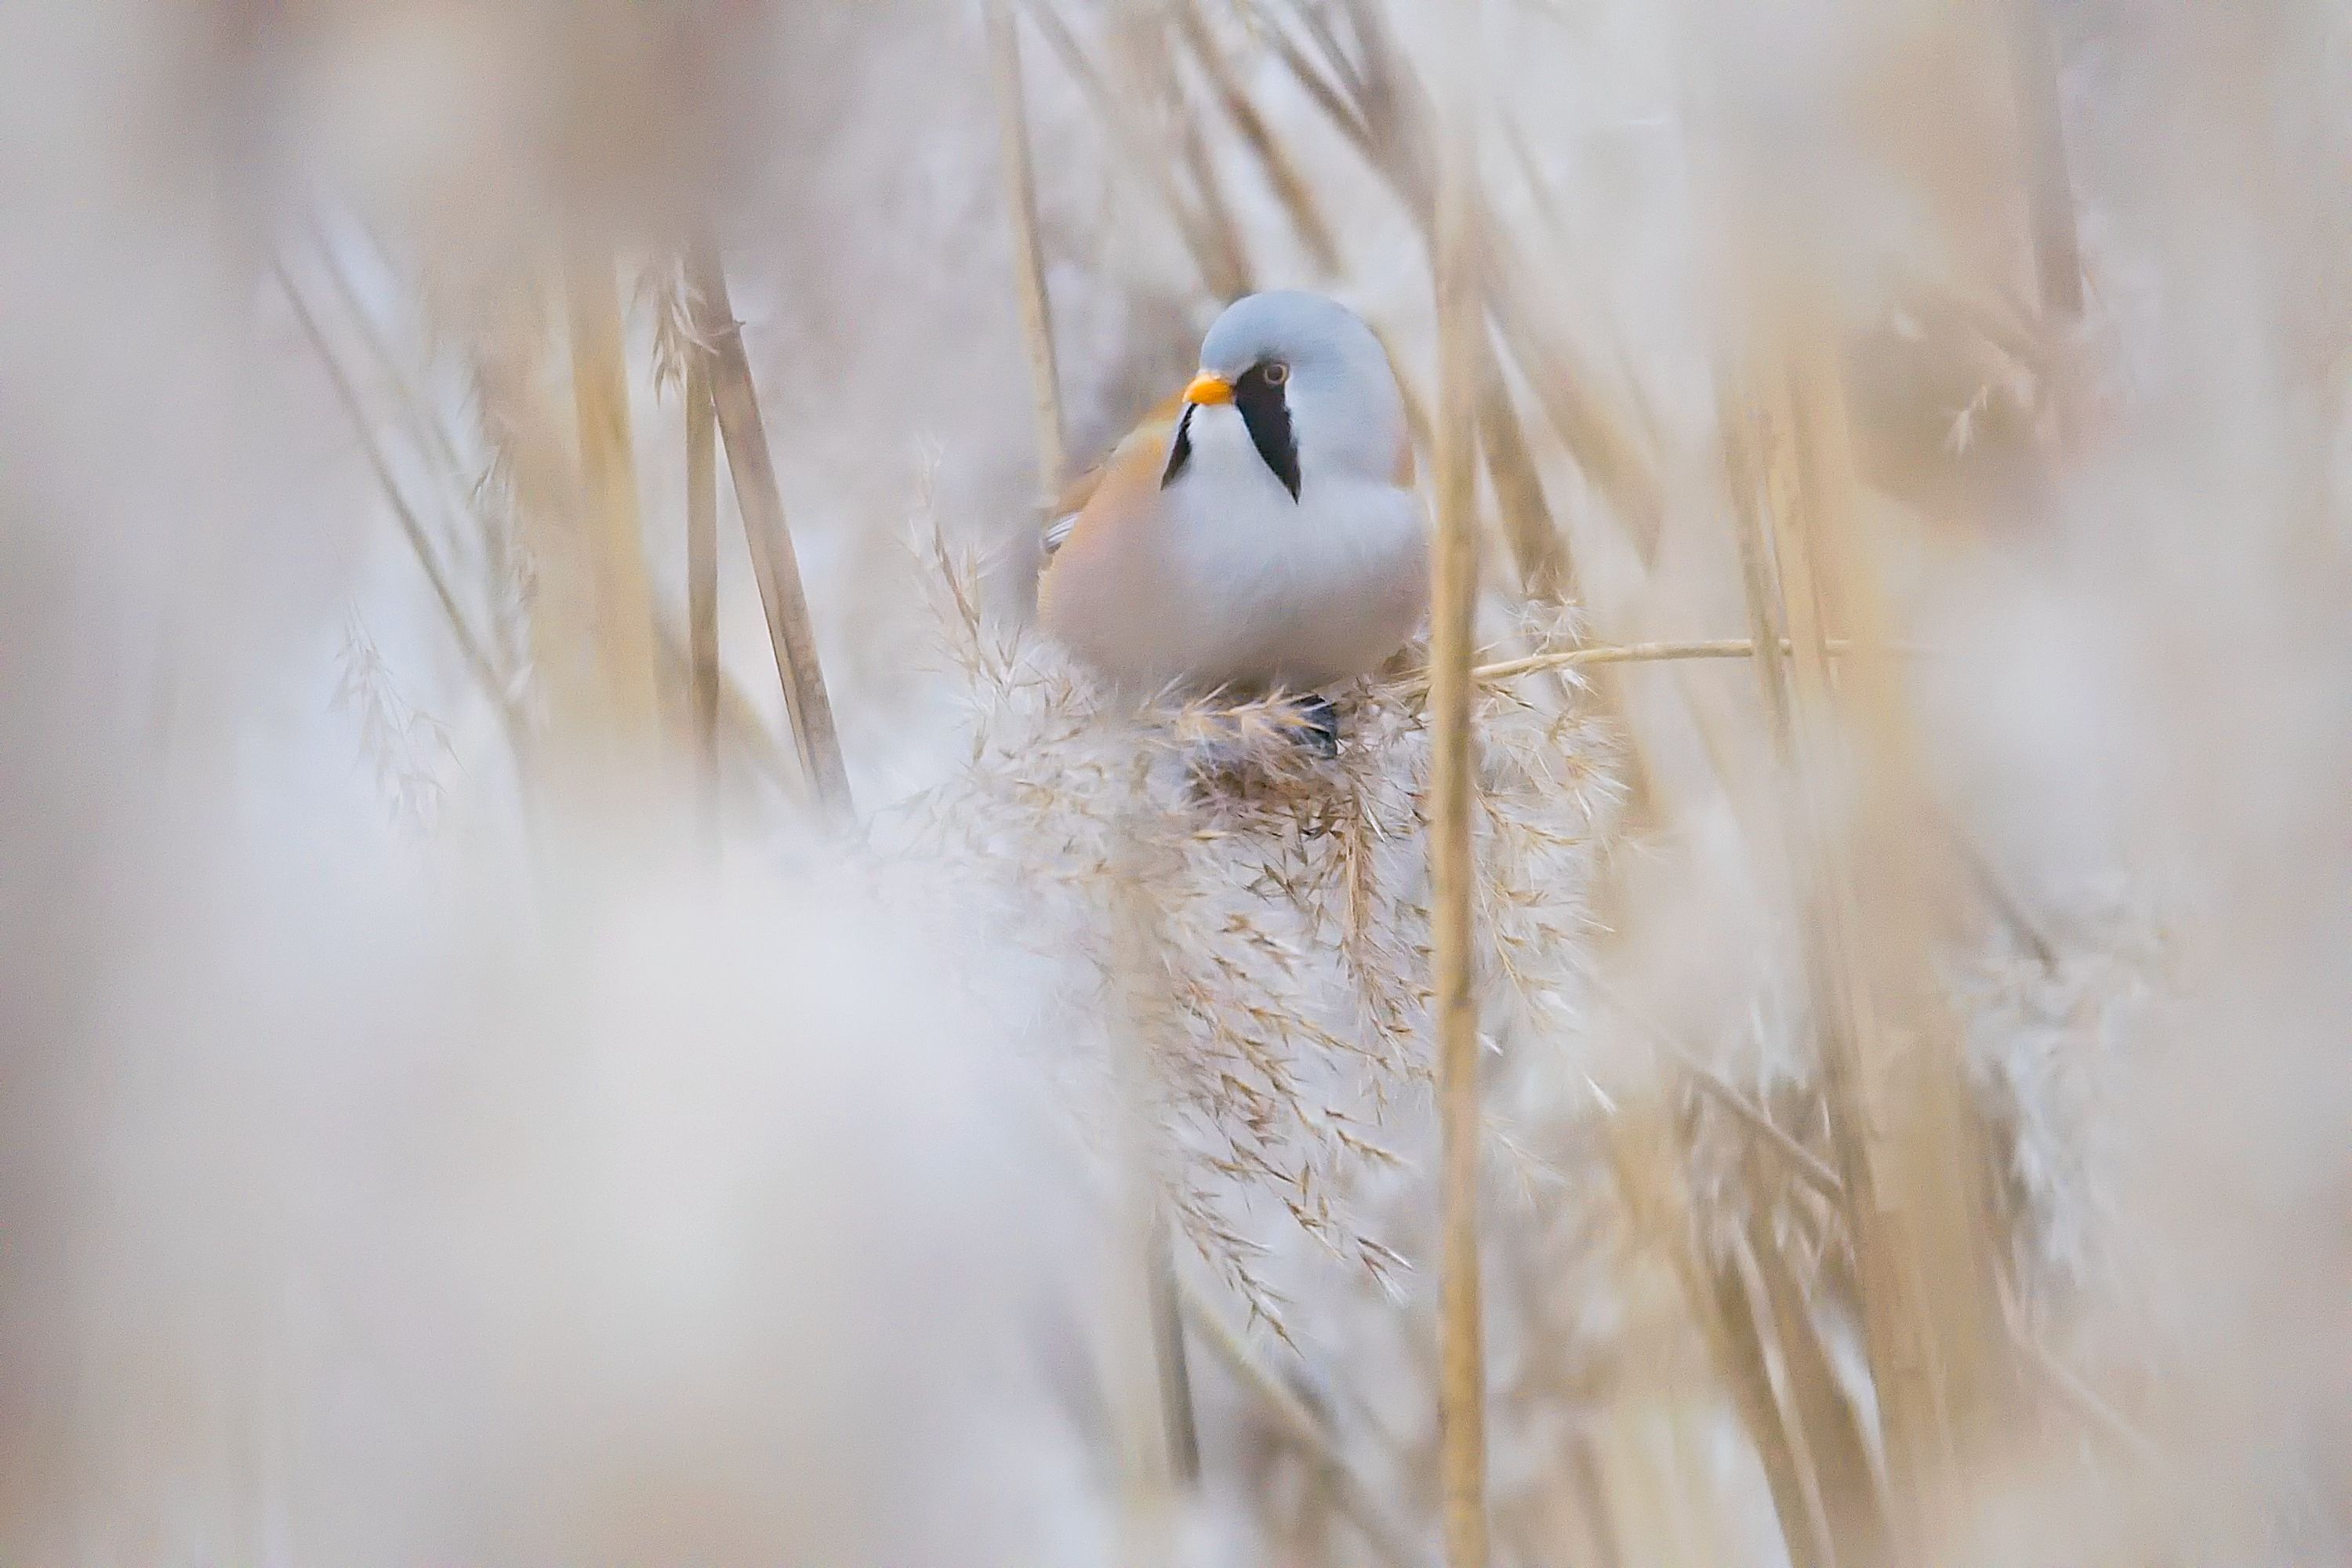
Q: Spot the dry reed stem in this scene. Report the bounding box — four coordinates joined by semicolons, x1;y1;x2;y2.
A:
1714;1225;1836;1568
1748;322;2011;1557
1591;1120;1742;1568
684;347;720;826
682;239;855;821
1111;827;1201;1492
1610;1099;1810;1567
1473;326;1573;602
1744;1196;1891;1568
1718;386;1796;752
1172;0;1344;277
1261;11;1374;156
1755;344;1940;1544
1136;12;1258;301
472;278;659;789
1614;1089;1842;1568
2006;0;2084;324
1269;0;1664;561
1457;637;1865;690
1175;1279;1424;1568
1801;330;2012;1467
985;0;1070;499
274;257;526;759
1704;192;1907;1549
299;216;482;570
1481;241;1667;562
1025;0;1244;299
1428;20;1488;1563
1146;1223;1201;1487
652;612;805;807
307;226;532;678
1386;637;1878;706
1592;976;1845;1204
564;253;666;765
1105;807;1190;1563
1995;1273;2158;1465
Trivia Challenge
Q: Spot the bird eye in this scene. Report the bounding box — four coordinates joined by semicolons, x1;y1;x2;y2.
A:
1262;361;1289;386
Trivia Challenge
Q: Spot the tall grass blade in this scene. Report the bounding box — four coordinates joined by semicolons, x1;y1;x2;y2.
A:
985;0;1070;501
683;239;855;822
1428;15;1489;1561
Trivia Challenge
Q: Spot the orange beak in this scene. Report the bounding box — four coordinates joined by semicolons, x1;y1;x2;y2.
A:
1184;372;1234;406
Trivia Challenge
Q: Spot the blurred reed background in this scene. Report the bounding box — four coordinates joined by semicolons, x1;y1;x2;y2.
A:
2;0;2349;1563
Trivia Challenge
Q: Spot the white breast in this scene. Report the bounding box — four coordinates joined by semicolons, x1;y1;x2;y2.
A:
1147;406;1429;691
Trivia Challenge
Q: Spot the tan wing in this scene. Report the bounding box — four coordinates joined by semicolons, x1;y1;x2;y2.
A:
1039;388;1188;561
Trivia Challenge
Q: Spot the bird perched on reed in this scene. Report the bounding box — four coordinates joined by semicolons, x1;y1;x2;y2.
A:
1038;292;1428;731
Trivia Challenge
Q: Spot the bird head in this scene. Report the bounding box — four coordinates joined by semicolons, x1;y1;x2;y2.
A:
1170;291;1408;502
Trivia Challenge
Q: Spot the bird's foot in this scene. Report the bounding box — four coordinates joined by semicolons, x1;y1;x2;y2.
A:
1289;694;1340;759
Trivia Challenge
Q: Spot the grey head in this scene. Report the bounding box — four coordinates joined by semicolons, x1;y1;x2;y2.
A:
1165;291;1406;501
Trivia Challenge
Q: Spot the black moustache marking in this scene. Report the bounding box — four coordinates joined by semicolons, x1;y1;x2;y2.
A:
1234;361;1301;501
1160;404;1195;488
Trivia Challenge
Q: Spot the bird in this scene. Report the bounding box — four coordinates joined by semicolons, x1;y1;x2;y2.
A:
1037;291;1428;718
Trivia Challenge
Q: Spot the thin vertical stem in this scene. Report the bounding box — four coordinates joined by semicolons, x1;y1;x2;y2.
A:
985;0;1069;502
1106;785;1188;1566
1172;0;1343;276
1474;324;1571;603
1174;1276;1424;1568
564;252;665;757
1428;12;1488;1563
1024;0;1242;299
299;214;478;552
273;256;527;763
2007;0;2083;323
1717;383;1793;753
1146;1223;1201;1486
683;239;855;822
276;263;477;688
685;347;720;829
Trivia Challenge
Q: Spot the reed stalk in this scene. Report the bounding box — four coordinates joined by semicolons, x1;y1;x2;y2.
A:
1427;15;1488;1562
1997;1274;2158;1465
652;612;806;808
1271;0;1664;561
1171;0;1343;276
1025;0;1246;299
2006;0;2084;324
299;215;482;569
682;239;855;822
1138;13;1257;300
1104;794;1191;1565
1176;1278;1424;1568
304;221;532;680
273;257;526;760
1592;1128;1744;1568
564;252;666;764
984;0;1070;501
1473;327;1572;602
684;345;720;826
1744;1195;1891;1568
1396;637;1868;699
1709;1224;1835;1568
1747;319;2014;1559
1593;977;1845;1203
1757;339;1937;1541
472;290;603;773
